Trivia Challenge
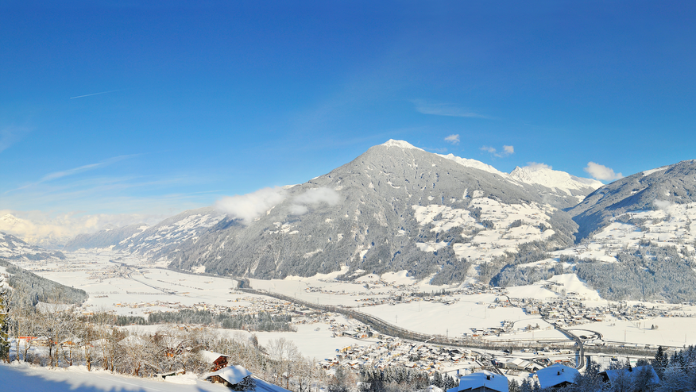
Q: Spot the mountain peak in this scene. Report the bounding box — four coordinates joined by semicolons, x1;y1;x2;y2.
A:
438;153;506;176
509;164;602;195
381;139;422;150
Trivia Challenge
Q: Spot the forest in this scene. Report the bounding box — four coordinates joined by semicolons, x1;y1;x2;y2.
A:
0;259;88;306
115;309;296;332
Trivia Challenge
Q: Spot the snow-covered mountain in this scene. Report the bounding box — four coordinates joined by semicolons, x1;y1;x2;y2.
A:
0;213;73;249
495;160;696;303
56;141;696;302
63;140;602;284
113;207;226;259
570;159;696;240
439;155;602;208
0;232;65;261
150;140;585;283
64;224;149;251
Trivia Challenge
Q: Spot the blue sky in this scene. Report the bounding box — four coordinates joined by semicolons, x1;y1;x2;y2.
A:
1;1;696;229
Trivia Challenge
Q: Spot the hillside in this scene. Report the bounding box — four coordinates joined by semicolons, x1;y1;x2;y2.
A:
64;224;148;251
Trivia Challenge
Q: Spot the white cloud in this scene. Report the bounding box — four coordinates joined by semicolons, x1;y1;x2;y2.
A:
215;187;287;224
653;200;673;210
480;145;514;158
524;162;552;170
288;204;309;215
289;187;341;215
584;162;623;181
0;209;161;247
444;134;460;145
412;100;489;118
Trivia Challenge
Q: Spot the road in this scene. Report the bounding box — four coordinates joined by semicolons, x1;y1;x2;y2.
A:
555;327;585;370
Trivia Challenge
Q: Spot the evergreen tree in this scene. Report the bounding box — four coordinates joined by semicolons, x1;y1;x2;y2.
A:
432;371;443;388
0;286;9;362
509;379;520;392
520;379;534;392
653;346;669;378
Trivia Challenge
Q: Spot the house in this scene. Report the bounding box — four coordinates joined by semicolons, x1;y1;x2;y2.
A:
535;363;579;390
600;366;660;388
446;371;508;392
199;350;230;371
205;365;290;392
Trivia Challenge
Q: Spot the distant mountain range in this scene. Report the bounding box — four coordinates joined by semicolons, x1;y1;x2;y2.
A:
9;140;696;302
0;232;65;261
58;140;600;281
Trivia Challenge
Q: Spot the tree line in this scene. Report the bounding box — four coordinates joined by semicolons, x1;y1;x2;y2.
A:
115;309;296;332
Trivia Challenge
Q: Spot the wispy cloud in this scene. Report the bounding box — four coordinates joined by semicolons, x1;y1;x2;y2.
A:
5;154;137;194
584;162;623;181
412;100;490;119
70;89;124;99
481;145;514;158
0;126;31;153
444;134;460;145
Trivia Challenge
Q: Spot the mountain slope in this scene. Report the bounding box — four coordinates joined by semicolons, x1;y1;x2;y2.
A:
161;140;581;283
0;232;65;261
439;156;602;209
491;160;696;302
64;224;148;251
114;207;226;259
569;160;696;240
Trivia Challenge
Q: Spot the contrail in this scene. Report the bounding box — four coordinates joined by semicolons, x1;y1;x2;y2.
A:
70;89;123;99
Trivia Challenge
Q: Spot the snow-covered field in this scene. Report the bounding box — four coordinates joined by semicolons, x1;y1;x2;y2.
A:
16;249;267;317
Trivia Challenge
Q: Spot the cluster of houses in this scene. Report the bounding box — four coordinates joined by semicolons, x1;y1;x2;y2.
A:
319;336;493;373
515;297;688;328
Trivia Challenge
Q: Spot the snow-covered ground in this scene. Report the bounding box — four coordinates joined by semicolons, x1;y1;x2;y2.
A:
0;362;229;392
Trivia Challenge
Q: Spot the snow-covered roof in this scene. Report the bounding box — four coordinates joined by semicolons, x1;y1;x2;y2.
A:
199;350;227;363
254;377;292;392
446;371;508;392
535;363;579;389
205;365;252;385
603;366;660;385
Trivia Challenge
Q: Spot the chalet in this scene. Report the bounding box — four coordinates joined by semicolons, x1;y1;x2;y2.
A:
200;350;231;371
205;365;290;392
535;363;579;390
446;371;508;392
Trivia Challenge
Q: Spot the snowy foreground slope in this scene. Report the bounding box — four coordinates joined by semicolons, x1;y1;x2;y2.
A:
0;363;229;392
